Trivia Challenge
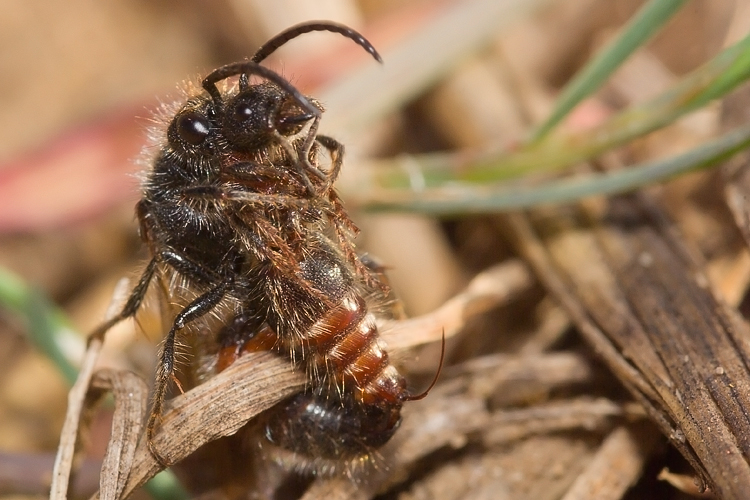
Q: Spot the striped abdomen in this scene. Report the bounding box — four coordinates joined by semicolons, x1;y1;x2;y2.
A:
296;293;407;407
264;294;406;460
216;243;409;460
217;292;406;460
266;272;408;459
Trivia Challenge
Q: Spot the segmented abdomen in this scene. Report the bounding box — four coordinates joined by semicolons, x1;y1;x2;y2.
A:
292;293;406;406
215;243;408;460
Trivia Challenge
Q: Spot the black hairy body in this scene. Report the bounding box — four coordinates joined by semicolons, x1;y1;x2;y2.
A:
90;21;431;472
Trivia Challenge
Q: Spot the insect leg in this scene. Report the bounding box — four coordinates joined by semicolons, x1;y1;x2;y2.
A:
298;115;330;193
159;248;221;285
359;254;405;319
316;134;344;190
147;276;234;465
88;258;158;342
271;128;318;196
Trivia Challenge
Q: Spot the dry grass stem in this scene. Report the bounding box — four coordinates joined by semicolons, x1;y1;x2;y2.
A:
459;351;596;405
503;194;750;498
115;352;302;498
559;425;658;500
483;398;642;446
50;335;104;500
657;468;715;498
91;370;148;500
382;259;533;349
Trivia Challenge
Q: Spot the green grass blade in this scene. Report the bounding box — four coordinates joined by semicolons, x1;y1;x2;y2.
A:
145;471;189;500
362;123;750;214
530;0;689;141
0;267;188;500
371;31;750;189
0;267;80;384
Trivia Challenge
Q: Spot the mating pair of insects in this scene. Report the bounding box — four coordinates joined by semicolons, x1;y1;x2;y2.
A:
91;21;440;472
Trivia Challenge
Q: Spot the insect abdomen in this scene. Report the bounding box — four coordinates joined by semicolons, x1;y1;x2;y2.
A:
251;243;408;460
318;296;406;403
264;388;402;460
273;246;407;407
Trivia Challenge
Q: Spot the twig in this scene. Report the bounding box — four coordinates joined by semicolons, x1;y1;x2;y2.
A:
50;335;103;500
560;425;659;500
382;259;533;349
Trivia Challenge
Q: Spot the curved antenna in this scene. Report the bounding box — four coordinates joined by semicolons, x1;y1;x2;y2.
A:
404;330;446;402
201;61;320;117
251;20;383;65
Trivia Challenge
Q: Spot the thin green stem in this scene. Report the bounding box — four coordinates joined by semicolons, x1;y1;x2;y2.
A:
373;32;750;189
0;268;79;384
362;124;750;215
530;0;689;141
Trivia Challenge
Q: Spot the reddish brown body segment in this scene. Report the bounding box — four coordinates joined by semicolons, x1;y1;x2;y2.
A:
215;243;410;461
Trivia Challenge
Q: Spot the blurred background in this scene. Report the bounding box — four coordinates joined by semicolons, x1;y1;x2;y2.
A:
2;0;750;498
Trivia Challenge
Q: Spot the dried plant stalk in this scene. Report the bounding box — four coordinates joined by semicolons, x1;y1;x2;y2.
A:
502;191;750;499
482;398;642;446
90;370;148;500
383;260;533;349
115;352;302;499
50;335;104;500
559;425;658;500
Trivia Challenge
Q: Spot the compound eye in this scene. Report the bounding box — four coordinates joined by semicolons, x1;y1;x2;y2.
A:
176;111;210;145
